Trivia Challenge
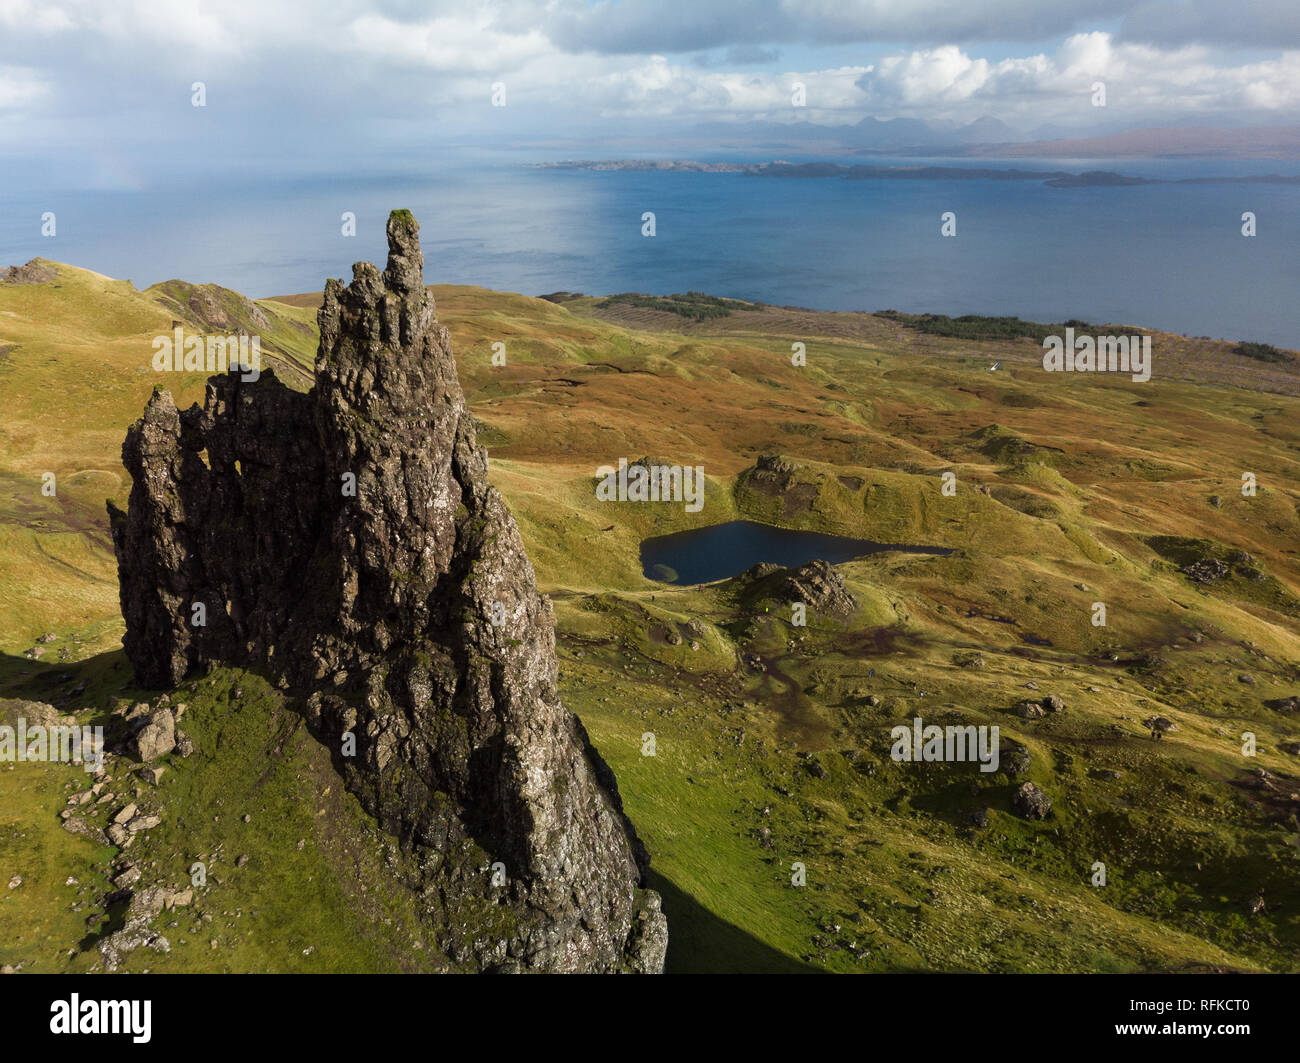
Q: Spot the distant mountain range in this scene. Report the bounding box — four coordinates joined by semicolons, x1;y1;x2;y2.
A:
959;124;1300;160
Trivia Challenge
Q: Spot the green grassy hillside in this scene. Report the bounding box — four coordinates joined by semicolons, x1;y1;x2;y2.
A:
2;262;1298;972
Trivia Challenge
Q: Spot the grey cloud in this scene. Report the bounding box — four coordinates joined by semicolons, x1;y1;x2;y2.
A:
546;0;789;55
544;0;1296;55
1119;0;1300;48
545;0;1133;54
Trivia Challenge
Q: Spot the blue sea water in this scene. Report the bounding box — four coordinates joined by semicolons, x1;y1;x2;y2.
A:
2;153;1298;346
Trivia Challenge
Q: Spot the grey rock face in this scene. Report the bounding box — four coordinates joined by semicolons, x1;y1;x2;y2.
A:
1182;559;1229;584
99;886;171;971
133;707;175;762
2;259;56;285
743;558;858;620
108;211;666;973
1012;781;1052;820
754;454;798;477
1014;694;1063;718
1013;699;1045;719
1000;744;1031;776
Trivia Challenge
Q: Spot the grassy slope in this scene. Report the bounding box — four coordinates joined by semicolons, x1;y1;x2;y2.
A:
0;261;318;656
1;267;1298;972
0;668;443;973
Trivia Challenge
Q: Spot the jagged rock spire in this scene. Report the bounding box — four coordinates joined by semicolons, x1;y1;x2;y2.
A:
383;209;425;295
109;211;667;972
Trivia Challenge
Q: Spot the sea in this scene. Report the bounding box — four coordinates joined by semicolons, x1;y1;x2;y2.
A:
2;152;1298;347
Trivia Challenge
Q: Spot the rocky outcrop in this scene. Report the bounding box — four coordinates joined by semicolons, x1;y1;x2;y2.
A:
2;259;57;285
741;558;858;620
754;454;798;478
1182;559;1229;584
1012;782;1052;820
108;211;666;973
1012;693;1064;719
1013;699;1045;719
738;454;818;516
129;704;176;762
98;886;172;971
999;743;1031;776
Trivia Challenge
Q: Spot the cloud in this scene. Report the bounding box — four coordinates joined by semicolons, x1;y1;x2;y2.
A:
546;0;787;56
544;0;1136;53
0;2;1296;174
545;32;1300;127
346;10;552;73
0;0;244;50
0;67;47;109
855;33;1300;123
0;0;75;34
781;0;1132;45
862;45;996;105
1119;0;1300;49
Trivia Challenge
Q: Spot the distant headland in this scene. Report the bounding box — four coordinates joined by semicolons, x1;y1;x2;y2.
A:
535;159;1300;189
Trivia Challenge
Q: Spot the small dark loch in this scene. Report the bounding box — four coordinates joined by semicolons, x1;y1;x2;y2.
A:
640;520;952;585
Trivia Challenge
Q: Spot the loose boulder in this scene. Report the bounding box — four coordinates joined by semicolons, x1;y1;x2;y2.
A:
1012;782;1052;820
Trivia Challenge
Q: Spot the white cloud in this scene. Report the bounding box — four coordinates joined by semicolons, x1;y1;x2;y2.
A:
856;34;1300;123
346;9;552;73
0;3;1296;158
778;0;1127;44
0;66;47;109
0;0;75;34
511;32;1300;126
570;56;867;120
865;46;993;105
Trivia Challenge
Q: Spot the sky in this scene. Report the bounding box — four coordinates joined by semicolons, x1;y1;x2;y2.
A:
1;0;1299;186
